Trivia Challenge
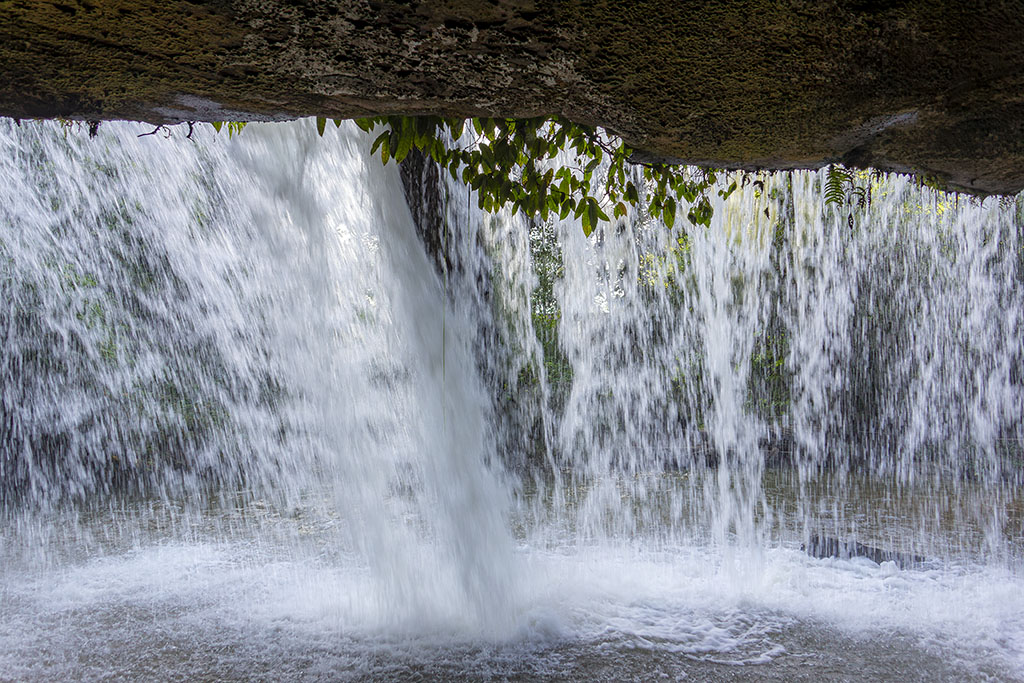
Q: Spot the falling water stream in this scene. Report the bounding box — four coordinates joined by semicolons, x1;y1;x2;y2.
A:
1;119;1023;681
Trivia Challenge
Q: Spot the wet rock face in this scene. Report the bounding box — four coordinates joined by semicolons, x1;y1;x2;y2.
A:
3;1;1024;194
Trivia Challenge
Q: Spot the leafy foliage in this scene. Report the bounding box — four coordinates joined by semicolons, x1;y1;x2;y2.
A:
210;116;737;234
210;121;248;138
824;165;871;208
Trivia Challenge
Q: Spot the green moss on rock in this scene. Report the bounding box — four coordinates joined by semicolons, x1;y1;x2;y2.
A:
2;0;1023;194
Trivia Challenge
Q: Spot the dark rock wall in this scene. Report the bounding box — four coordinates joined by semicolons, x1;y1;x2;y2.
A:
3;1;1024;193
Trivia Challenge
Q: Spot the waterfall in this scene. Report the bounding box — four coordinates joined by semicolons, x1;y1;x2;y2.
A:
502;167;1024;561
2;119;1024;680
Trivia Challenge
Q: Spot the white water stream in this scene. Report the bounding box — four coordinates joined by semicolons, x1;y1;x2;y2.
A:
1;119;1023;681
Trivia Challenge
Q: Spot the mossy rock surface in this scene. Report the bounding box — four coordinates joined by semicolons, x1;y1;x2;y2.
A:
3;1;1024;193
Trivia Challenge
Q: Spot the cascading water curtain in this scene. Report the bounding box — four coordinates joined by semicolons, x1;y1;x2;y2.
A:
454;160;1024;564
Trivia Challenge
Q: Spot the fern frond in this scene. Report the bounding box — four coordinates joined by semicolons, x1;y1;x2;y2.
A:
824;165;855;206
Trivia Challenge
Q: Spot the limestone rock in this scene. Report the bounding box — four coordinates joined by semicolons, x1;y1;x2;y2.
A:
3;1;1024;194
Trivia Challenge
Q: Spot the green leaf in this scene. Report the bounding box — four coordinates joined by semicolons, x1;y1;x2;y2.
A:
679;183;698;203
663;196;677;228
687;196;713;227
480;143;494;170
559;197;573;220
649;197;661;219
573;198;587;219
395;124;414;162
586;197;599;233
625;181;639;204
388;131;400;162
581;207;594;236
371;131;389;154
211;121;223;133
316;117;327;137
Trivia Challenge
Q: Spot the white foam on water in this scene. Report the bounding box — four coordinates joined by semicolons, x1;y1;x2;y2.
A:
4;530;1024;680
